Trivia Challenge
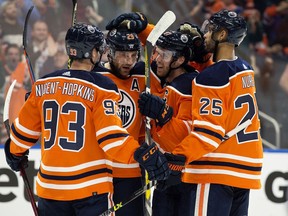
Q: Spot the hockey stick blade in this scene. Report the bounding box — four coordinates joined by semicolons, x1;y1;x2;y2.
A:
3;80;17;135
99;181;157;216
3;79;39;216
146;10;176;46
23;6;36;83
223;119;252;140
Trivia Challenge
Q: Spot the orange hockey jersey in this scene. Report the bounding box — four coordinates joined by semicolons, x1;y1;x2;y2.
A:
9;69;140;201
173;58;263;189
94;62;146;178
150;65;199;152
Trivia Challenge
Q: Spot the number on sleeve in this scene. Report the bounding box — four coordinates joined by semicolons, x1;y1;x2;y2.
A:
103;100;116;115
200;97;222;116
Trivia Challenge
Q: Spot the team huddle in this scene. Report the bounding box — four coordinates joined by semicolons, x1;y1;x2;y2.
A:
4;9;263;216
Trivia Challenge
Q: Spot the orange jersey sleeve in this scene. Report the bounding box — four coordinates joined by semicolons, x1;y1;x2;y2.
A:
138;23;154;46
9;69;140;200
173;58;263;189
95;62;146;177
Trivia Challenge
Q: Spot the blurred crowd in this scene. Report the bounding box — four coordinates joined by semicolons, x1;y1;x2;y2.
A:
0;0;288;145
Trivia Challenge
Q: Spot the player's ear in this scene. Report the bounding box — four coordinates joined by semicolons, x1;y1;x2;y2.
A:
172;56;185;67
219;29;228;42
92;48;98;59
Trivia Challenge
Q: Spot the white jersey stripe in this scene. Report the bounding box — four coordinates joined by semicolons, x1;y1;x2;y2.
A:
184;168;261;180
41;159;113;172
15;118;41;136
96;125;127;136
191;132;219;148
36;176;113;190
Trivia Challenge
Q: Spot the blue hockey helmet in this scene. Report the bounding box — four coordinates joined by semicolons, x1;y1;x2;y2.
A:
156;30;194;62
202;9;247;46
65;23;105;59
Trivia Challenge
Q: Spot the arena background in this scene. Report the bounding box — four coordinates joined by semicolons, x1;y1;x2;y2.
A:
0;0;287;215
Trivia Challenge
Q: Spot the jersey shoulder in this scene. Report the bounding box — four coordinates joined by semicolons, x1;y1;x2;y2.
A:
130;61;145;76
169;66;198;95
196;57;253;87
42;68;118;92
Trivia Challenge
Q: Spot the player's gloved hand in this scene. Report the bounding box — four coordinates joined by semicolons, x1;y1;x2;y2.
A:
138;92;173;127
134;142;170;181
25;91;31;101
178;22;211;63
4;138;29;172
156;153;186;191
106;12;148;33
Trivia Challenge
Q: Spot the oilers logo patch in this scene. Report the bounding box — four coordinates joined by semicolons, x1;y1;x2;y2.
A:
117;90;135;128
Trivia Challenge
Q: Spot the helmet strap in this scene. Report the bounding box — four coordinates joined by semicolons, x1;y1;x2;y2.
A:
163;57;181;82
90;52;102;68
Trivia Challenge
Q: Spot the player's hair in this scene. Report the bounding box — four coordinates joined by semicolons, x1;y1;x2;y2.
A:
65;23;105;60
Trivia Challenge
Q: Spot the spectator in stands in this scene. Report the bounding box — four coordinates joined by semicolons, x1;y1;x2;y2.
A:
0;1;23;47
39;47;68;77
28;20;57;80
3;44;29;122
39;30;67;77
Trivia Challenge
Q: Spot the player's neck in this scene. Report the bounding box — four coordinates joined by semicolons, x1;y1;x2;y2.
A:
166;67;185;83
214;43;235;62
70;60;93;72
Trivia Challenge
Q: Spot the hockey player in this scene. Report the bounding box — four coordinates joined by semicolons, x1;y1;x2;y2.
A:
93;27;147;216
167;10;263;215
137;30;201;215
4;23;170;216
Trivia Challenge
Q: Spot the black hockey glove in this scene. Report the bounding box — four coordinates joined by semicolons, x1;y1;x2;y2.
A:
106;12;148;34
138;92;173;127
4;138;29;172
178;22;211;63
157;153;186;191
134;142;170;181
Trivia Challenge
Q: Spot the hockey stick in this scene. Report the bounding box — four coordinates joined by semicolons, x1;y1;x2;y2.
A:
99;180;157;216
99;119;252;216
145;10;176;214
143;10;176;144
223;119;252;140
3;81;39;216
3;80;16;135
23;6;35;84
71;0;78;26
143;11;176;216
68;0;78;69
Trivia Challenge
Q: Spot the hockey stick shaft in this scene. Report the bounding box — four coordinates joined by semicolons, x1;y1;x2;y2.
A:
3;81;39;215
23;6;35;84
143;11;176;215
68;0;78;69
99;180;157;216
71;0;78;26
144;10;176;144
